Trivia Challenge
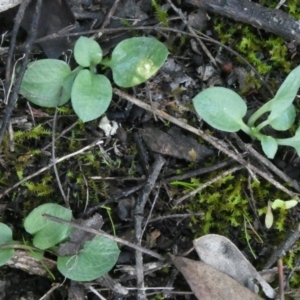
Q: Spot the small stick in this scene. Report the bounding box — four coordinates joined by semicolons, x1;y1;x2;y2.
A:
134;155;166;299
42;214;165;261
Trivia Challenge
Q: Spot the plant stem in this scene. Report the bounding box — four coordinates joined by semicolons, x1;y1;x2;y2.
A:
255;119;270;131
239;121;255;138
247;102;271;127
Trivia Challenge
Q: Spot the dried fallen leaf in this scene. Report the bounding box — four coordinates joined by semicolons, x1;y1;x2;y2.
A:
170;255;263;300
193;234;276;299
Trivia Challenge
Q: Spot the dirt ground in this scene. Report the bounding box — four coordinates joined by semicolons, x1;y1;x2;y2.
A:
1;0;300;299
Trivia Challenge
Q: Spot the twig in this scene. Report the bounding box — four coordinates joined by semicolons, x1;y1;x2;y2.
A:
113;88;298;200
42;121;78;151
0;139;104;199
234;134;300;193
174;165;243;206
264;222;300;268
166;0;218;68
144;213;204;224
100;0;120;30
42;214;165;261
163;159;237;182
0;0;43;145
51;108;68;207
134;155;166;300
277;259;285;300
141;185;161;240
4;0;31;100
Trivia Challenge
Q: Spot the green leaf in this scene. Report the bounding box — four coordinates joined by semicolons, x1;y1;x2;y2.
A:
24;203;72;250
271;199;285;209
272;199;298;210
265;202;274;229
269;104;296;131
0;223;14;266
20;59;76;107
71;70;112;122
284;200;298;209
74;36;103;67
57;236;120;281
192;87;247;132
261;135;278;159
268;65;300;119
102;37;169;87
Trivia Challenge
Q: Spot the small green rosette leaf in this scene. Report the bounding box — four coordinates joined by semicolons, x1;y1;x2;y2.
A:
20;59;76;107
24;203;72;250
261;135;278;159
269;104;296;131
101;37;169;87
71;69;112;122
192;87;247;132
74;36;103;67
0;223;14;266
57;236;120;281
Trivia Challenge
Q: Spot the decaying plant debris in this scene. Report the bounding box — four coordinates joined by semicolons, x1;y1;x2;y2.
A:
1;0;300;299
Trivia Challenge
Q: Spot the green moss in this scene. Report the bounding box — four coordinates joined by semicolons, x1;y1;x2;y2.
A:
211;0;300;93
171;171;294;245
152;0;169;27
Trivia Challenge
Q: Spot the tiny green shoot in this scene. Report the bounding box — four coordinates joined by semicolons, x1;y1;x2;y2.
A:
192;65;300;159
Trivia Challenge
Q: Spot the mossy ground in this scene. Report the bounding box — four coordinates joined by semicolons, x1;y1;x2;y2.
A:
1;0;300;298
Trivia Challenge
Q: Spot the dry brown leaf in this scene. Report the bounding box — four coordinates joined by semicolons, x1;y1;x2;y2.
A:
194;234;276;298
148;229;161;248
170;255;263;300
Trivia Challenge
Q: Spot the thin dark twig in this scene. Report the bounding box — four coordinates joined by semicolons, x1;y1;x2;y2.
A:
277;259;285;300
174;165;243;206
141;185;161;239
233;133;300;193
0;139;104;199
163;159;237;182
5;0;31;99
51;108;68;207
265;222;300;269
0;0;43;145
42;214;165;261
144;213;204;224
100;0;120;30
134;155;166;300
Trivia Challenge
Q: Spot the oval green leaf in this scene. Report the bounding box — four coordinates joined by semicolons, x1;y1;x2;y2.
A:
271;199;285;210
57;236;120;281
102;37;169;87
284;199;298;209
74;36;103;67
0;223;14;266
265;202;274;229
20;59;75;107
71;70;112;122
192;87;247;132
269;65;300;119
24;203;72;250
261;135;278;159
269;104;296;131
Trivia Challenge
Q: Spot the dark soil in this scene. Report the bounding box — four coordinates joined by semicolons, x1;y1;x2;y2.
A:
1;0;300;299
